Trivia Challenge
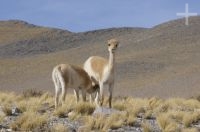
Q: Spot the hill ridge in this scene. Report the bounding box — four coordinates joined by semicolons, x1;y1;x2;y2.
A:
0;17;200;98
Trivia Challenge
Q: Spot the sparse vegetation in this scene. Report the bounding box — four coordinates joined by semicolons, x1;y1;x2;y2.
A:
157;113;179;132
74;101;95;115
10;111;47;131
196;95;200;102
53;106;68;118
52;123;69;132
84;113;126;131
183;112;200;127
2;105;12;116
0;91;199;131
22;88;43;98
142;122;152;132
182;128;199;132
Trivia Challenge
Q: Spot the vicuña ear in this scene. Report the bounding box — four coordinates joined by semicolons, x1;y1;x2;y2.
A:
90;76;98;84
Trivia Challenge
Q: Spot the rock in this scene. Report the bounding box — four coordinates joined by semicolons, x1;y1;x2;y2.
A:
92;107;121;116
1;116;18;127
68;111;75;117
47;116;80;132
0;124;7;129
11;107;21;116
192;120;200;129
108;126;143;132
144;119;161;132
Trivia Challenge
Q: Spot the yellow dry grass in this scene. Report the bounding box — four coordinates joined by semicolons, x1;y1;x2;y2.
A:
156;113;179;132
84;113;126;131
1;105;12;116
10;111;47;131
182;128;199;132
183;112;200;127
142;122;153;132
52;123;69;132
0;91;199;131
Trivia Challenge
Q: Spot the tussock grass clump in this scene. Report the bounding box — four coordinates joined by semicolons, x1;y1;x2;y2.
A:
148;97;162;110
164;122;179;132
22;88;43;98
142;122;153;132
157;114;170;130
52;123;69;132
144;110;154;119
113;99;126;111
183;112;200;127
67;102;95;120
53;104;70;118
10;111;47;131
125;97;148;117
53;96;95;118
54;107;67;118
74;101;95;115
15;92;54;113
182;128;199;132
84;114;105;130
104;113;125;130
157;113;179;132
165;98;200;111
166;110;185;124
16;97;43;112
54;100;95;119
195;95;200;102
84;113;126;131
0;92;20;105
0;115;5;123
53;95;78;118
2;105;12;116
38;92;54;104
126;113;137;126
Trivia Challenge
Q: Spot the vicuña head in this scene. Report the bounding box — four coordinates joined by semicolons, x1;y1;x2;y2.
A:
107;38;119;53
84;38;119;108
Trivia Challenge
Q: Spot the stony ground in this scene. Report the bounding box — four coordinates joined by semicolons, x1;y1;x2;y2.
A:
0;97;200;132
0;104;161;132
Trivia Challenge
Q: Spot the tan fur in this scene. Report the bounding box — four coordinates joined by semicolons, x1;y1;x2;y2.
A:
90;56;108;80
52;63;99;108
59;64;91;88
84;38;119;108
108;38;119;45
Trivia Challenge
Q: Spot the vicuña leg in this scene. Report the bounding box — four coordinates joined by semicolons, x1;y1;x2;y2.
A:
61;86;66;106
90;94;93;103
99;83;104;106
55;87;60;109
74;89;79;103
82;89;86;102
108;83;114;108
90;91;98;103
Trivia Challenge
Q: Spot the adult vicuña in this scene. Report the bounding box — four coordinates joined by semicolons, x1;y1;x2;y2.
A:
84;38;119;108
52;63;99;108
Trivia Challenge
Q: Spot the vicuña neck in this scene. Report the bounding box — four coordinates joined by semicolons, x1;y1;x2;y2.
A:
108;51;115;71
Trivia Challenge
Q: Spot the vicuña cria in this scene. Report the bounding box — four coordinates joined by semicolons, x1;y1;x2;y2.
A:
84;39;119;108
52;63;99;108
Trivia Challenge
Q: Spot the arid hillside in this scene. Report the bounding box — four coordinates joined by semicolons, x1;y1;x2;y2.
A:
0;17;200;98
